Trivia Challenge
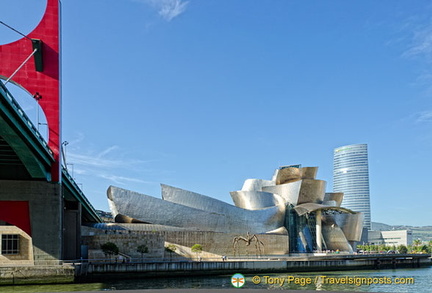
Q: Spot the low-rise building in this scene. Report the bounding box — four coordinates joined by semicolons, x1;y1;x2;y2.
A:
368;230;412;246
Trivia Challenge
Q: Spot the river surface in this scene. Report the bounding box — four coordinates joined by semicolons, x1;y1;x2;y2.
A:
2;266;431;292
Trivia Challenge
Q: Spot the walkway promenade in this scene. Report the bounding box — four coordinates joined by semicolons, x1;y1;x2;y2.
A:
1;254;430;285
75;253;432;280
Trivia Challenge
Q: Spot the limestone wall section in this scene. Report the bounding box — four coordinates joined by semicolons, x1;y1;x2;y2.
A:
82;226;289;260
82;232;165;260
0;226;33;266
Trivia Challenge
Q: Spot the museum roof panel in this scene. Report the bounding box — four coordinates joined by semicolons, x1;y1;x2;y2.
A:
293;203;356;216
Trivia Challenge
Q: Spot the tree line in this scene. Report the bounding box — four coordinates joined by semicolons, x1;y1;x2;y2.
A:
357;240;432;254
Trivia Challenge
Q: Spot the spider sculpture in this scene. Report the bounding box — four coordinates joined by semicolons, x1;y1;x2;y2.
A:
232;232;264;256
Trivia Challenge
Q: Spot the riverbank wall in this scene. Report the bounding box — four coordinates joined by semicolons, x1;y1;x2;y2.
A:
0;265;75;285
77;254;432;281
0;254;430;285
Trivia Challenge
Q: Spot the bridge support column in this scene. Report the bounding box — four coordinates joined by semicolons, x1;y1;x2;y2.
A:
0;180;63;265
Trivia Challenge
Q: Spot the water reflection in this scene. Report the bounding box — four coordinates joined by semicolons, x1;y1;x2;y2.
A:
247;268;431;292
2;267;431;292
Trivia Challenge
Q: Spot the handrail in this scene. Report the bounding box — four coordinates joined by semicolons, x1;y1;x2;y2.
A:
0;80;53;157
62;252;432;264
0;81;101;222
62;167;102;223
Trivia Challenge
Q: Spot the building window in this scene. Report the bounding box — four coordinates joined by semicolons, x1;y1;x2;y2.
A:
1;234;20;255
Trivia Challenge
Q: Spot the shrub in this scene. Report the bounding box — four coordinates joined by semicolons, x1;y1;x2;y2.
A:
101;242;119;259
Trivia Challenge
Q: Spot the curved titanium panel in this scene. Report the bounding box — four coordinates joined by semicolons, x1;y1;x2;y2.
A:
324;192;344;207
301;167;318;179
88;222;199;232
262;180;302;205
322;200;337;207
114;214;149;223
108;186;216;229
161;184;227;214
293;203;356;216
298;179;326;204
275;167;302;185
266;226;288;235
241;179;275;191
322;215;353;253
333;212;364;242
230;190;284;210
108;186;285;234
161;184;285;231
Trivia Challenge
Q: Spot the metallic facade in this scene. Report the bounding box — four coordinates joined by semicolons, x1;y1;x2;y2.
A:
108;164;365;255
229;191;284;210
261;181;302;206
108;186;285;234
333;144;371;229
333;213;364;242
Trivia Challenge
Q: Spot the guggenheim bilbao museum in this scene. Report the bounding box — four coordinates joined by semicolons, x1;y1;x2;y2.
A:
107;165;364;256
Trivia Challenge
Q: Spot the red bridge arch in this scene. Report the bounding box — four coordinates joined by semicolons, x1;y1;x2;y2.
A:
0;0;60;182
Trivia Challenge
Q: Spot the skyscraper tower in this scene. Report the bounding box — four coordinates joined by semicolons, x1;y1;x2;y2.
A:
333;144;371;230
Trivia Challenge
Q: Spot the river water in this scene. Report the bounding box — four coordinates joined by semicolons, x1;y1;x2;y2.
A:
2;266;431;292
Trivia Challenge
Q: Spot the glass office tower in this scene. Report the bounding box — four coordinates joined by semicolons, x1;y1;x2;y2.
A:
333;144;371;230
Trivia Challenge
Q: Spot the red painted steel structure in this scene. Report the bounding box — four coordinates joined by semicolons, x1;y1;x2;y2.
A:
0;201;31;236
0;0;60;182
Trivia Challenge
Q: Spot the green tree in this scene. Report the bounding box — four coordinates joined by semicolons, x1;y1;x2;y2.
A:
137;244;149;261
191;244;203;261
397;245;408;254
420;245;430;254
413;239;422;247
165;244;177;261
378;244;387;253
364;244;373;252
410;239;423;253
101;242;119;261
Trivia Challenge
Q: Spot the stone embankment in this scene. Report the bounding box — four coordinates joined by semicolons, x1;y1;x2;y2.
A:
0;265;75;285
0;254;430;285
76;254;431;280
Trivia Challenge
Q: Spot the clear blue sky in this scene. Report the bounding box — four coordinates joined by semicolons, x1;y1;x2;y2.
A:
1;0;432;226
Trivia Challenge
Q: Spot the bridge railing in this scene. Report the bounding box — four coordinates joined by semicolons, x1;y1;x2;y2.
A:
61;166;102;223
0;80;53;157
